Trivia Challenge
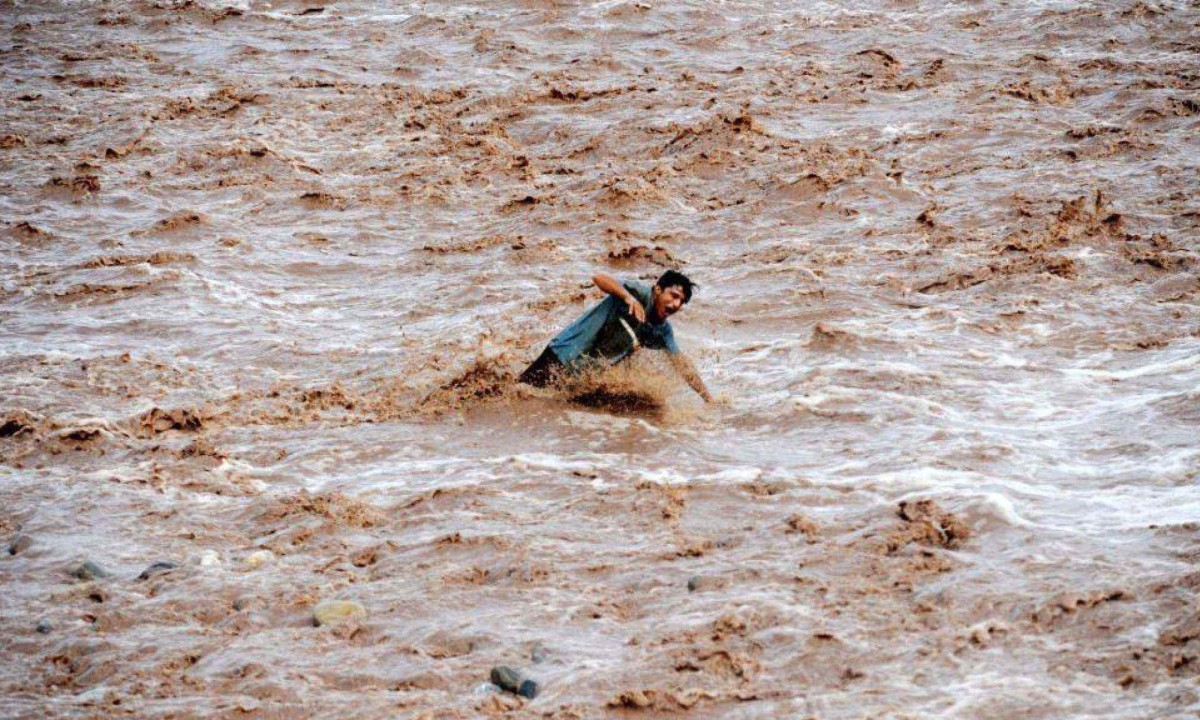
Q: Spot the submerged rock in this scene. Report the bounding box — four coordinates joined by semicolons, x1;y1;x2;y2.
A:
687;575;729;592
137;561;177;581
232;595;259;612
71;560;112;581
490;665;539;699
313;600;367;626
8;533;33;555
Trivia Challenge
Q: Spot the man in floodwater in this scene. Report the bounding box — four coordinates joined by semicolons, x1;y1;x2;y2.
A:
519;270;714;402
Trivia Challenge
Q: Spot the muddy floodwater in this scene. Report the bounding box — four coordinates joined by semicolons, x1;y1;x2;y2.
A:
2;0;1198;717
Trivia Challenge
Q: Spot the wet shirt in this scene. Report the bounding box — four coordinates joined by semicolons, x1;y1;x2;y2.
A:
548;279;679;369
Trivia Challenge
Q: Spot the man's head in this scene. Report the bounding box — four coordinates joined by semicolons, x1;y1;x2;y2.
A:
651;269;695;322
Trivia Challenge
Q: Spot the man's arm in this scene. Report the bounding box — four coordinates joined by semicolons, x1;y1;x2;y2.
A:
670;352;713;403
593;273;646;323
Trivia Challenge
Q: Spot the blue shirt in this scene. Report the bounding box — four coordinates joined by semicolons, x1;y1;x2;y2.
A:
548;279;679;370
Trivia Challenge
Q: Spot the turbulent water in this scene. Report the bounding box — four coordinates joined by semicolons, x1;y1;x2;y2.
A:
2;0;1198;717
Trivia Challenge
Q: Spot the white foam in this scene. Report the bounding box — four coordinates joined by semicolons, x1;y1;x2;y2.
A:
694;466;763;483
489;453;605;475
967;491;1035;528
638;468;689;485
1066;351;1200;381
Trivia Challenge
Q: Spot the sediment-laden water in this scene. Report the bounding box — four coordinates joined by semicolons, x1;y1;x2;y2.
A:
2;0;1198;717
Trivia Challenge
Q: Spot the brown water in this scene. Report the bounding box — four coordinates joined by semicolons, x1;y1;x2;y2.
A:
2;0;1199;717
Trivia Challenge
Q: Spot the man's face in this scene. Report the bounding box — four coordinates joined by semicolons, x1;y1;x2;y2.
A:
652;284;687;321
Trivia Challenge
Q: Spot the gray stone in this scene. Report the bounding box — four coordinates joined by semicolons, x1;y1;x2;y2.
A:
71;561;112;581
36;619;52;634
687;575;729;593
137;561;177;581
490;665;539;699
7;533;32;555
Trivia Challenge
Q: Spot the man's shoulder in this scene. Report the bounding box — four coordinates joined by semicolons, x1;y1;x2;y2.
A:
622;278;652;302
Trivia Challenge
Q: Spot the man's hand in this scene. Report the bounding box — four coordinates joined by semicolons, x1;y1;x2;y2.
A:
623;293;646;324
593;272;647;324
670;353;713;403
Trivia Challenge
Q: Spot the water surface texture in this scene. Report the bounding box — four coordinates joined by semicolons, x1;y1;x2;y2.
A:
1;0;1198;717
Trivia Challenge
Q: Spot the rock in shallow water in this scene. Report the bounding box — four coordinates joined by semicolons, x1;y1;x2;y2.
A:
8;533;33;555
36;619;52;634
71;560;112;581
137;561;177;580
232;595;260;612
687;575;730;592
312;600;367;626
198;550;221;567
490;665;539;699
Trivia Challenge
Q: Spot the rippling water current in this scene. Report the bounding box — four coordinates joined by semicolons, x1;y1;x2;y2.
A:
2;1;1198;717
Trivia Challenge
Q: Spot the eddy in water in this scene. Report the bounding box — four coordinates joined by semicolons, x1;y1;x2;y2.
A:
519;270;713;404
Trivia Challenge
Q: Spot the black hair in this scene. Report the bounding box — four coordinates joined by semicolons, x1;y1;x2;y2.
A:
656;269;695;304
